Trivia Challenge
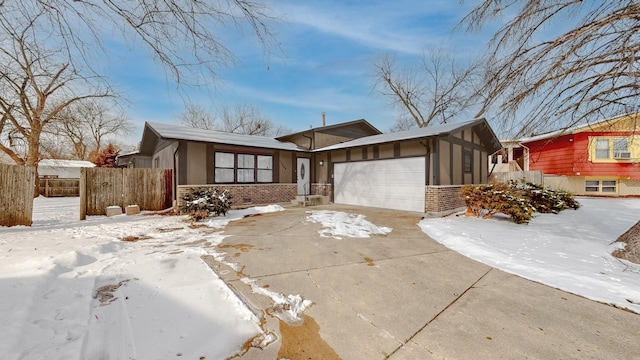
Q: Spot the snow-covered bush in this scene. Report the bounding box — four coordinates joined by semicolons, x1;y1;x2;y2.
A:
180;188;232;221
460;181;579;224
510;181;580;213
461;183;535;224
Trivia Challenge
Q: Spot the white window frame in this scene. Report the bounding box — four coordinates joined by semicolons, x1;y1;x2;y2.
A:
585;179;617;193
595;139;610;159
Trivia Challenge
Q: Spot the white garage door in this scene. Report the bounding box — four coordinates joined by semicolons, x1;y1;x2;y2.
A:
334;157;425;212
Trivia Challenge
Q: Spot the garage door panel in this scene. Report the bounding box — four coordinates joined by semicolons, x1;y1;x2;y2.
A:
334;157;425;212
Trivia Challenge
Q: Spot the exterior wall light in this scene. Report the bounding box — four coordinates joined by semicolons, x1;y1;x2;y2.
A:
319;160;324;166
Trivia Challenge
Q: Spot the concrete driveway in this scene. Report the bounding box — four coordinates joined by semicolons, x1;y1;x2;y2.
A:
205;204;640;359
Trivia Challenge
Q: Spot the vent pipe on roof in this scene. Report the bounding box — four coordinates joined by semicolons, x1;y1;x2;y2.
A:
321;112;326;126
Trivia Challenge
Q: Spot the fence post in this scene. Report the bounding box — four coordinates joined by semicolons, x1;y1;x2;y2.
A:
79;167;86;220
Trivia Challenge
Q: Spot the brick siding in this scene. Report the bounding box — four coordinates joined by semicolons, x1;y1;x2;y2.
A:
425;185;466;215
177;183;333;208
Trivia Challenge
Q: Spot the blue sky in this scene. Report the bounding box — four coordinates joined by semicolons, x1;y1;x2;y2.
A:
108;1;492;145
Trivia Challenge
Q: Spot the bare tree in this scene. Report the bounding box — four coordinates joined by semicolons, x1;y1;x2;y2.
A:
218;102;275;136
2;1;278;86
52;99;132;160
0;9;113;195
462;1;640;137
0;1;277;199
178;101;293;136
372;50;482;131
178;103;217;130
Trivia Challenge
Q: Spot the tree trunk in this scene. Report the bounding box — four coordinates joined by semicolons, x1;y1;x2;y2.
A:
26;128;42;198
612;220;640;264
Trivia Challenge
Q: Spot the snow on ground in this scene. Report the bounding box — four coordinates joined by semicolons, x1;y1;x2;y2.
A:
420;197;640;313
7;195;637;358
306;210;392;239
0;197;285;360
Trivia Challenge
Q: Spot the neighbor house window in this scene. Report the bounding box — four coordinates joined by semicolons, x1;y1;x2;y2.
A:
214;152;234;183
257;155;273;182
613;138;628;152
464;151;472;173
214;152;273;184
585;180;599;192
602;180;617;192
595;139;610;159
585;180;617;193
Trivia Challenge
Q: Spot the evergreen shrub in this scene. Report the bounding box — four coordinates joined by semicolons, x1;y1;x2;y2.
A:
180;188;232;221
460;181;579;224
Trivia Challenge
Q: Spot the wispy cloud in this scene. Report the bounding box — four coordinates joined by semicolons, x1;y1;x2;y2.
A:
272;1;464;55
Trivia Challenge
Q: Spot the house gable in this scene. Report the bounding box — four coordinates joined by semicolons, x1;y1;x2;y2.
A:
276;119;382;150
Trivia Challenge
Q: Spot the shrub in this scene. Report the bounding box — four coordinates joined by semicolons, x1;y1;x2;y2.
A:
461;183;535;224
510;181;580;213
180;188;233;221
461;181;579;224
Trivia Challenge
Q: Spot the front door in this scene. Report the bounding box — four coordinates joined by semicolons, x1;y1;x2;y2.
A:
297;158;310;196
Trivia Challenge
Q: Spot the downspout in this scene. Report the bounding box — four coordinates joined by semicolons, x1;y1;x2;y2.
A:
173;142;180;206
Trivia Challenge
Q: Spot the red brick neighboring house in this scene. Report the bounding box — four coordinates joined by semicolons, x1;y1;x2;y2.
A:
520;113;640;196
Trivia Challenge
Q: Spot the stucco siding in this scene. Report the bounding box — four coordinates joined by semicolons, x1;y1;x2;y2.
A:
439;139;451;185
153;142;177;169
186;142;207;184
453;143;462;184
315;133;352;149
378;144;394;158
401;140;425;157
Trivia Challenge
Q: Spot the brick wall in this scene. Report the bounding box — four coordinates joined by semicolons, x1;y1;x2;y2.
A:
177;183;332;208
425;185;466;215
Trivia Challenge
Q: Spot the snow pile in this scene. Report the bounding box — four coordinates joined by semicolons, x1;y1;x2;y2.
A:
0;198;288;359
306;210;392;239
241;278;313;326
420;197;640;313
206;204;285;229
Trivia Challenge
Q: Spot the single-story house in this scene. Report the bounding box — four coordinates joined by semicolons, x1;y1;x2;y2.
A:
38;159;96;179
120;118;501;214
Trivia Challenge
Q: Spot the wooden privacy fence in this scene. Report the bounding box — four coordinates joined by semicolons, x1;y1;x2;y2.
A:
38;177;80;197
491;170;544;185
0;164;35;227
80;168;173;219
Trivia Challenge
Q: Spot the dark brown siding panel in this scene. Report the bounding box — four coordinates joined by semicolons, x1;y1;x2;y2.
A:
206;144;214;184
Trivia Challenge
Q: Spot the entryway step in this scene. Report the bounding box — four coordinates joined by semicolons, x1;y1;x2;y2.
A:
291;195;329;206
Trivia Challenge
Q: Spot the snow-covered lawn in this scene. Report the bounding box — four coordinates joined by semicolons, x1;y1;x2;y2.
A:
3;196;639;359
420;197;640;313
0;197;286;359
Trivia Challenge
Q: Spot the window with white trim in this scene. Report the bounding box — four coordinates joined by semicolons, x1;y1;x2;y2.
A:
613;138;628;152
602;180;617;192
585;180;599;192
595;139;610;159
585;180;617;193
